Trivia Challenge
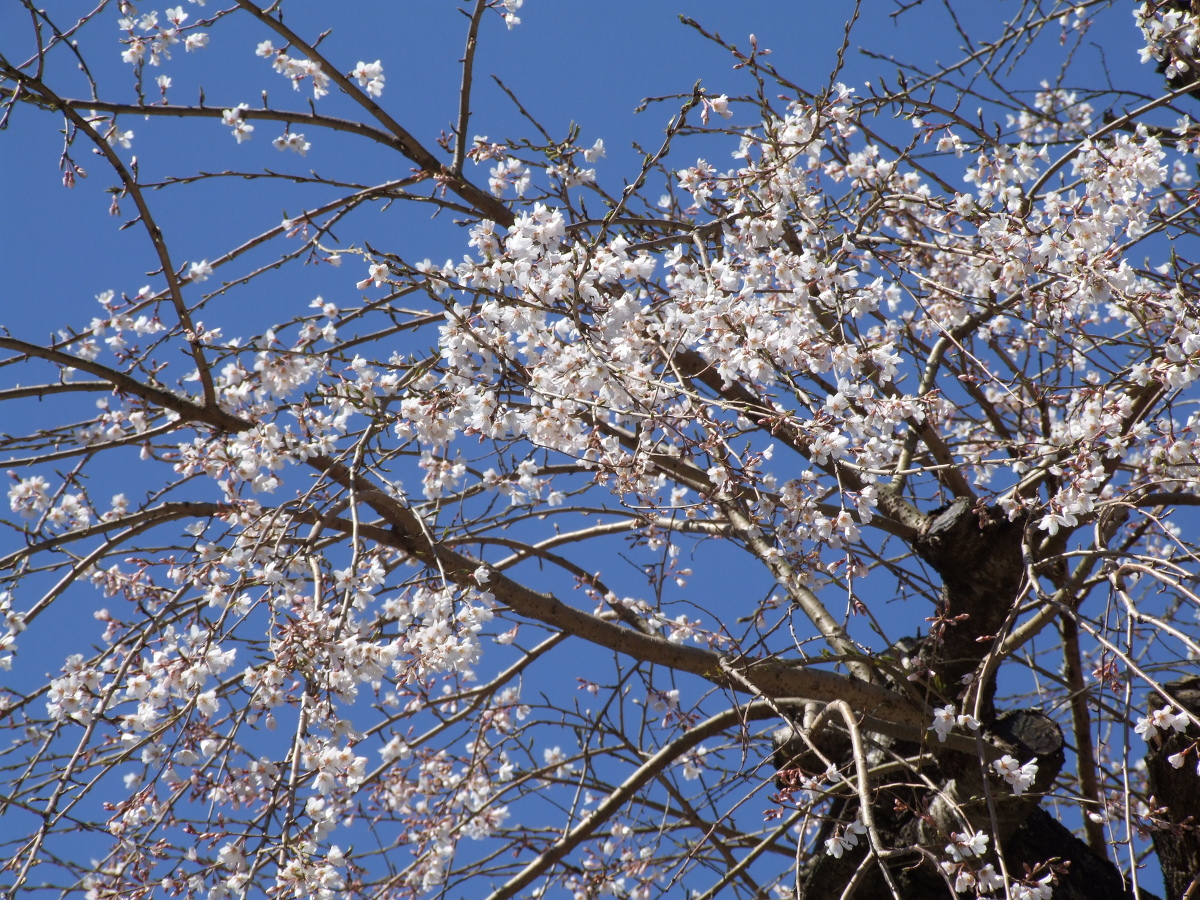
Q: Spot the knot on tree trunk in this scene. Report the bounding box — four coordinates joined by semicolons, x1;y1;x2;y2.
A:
770;677;1158;898
912;498;1028;712
778;708;1074;900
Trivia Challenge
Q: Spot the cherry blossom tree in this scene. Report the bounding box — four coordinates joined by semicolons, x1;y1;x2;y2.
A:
4;1;1200;898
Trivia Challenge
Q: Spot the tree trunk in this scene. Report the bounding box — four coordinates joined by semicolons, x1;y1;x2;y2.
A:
1146;678;1200;900
780;500;1165;899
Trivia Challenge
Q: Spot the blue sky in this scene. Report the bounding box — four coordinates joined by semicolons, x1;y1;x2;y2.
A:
2;0;1148;349
0;1;1180;895
0;0;1160;787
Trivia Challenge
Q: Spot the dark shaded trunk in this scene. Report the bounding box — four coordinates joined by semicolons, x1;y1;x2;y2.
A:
778;500;1170;899
1146;678;1200;900
910;498;1027;716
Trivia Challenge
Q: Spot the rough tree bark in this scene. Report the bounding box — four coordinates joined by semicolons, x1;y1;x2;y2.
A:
1146;678;1200;900
775;500;1170;899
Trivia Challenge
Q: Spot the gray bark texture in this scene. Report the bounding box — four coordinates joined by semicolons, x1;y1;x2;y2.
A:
774;500;1174;899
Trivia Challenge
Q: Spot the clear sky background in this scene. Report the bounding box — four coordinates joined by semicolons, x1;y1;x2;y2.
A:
0;0;1159;679
1;0;1153;351
0;1;1178;894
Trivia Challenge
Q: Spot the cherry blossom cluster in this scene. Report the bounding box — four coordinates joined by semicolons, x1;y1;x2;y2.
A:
0;591;21;672
929;704;981;743
1135;704;1191;741
1136;0;1200;79
1007;82;1095;142
823;819;867;858
322;77;1195;648
349;60;385;98
562;820;663;900
117;5;205;65
255;39;331;99
366;705;526;891
9;3;1200;896
992;755;1040;796
498;0;523;29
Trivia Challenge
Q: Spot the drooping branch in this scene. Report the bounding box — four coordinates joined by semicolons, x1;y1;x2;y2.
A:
481;699;817;900
232;0;516;227
0;61;219;408
302;456;954;747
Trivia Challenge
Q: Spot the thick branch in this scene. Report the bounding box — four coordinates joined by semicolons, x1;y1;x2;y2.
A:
303;457;944;746
0;62;218;407
234;0;515;227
